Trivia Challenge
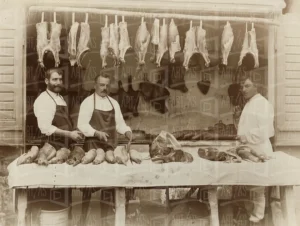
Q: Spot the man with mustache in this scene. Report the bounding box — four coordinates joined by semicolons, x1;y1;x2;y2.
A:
77;73;132;223
235;74;274;223
78;73;132;162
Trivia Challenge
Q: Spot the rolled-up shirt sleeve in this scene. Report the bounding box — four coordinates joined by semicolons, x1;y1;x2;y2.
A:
77;97;96;137
113;100;131;135
33;96;57;136
245;100;274;144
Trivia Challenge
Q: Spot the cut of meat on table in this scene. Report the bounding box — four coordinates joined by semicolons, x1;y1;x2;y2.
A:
196;20;210;67
17;146;39;165
156;18;168;67
109;16;120;66
100;15;110;68
129;149;143;164
220;21;234;66
114;146;129;165
119;17;132;63
48;148;71;164
76;14;91;68
150;18;160;62
134;17;151;68
81;149;97;164
168;19;181;63
183;21;198;70
238;23;259;69
66;146;85;166
35;143;57;166
36;21;48;68
93;148;105;165
68;20;79;66
198;147;242;163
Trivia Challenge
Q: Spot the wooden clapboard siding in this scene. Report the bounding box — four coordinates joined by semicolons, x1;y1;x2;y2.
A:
0;57;14;66
0;39;14;48
0;6;25;146
276;13;300;146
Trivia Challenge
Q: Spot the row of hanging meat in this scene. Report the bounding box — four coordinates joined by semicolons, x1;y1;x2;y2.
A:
36;12;259;71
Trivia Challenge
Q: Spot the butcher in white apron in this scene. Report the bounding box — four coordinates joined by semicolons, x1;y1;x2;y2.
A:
236;74;274;223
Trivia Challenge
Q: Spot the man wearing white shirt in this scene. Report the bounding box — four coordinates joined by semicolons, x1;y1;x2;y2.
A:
77;73;132;224
236;75;274;223
34;68;84;149
77;73;132;162
32;68;84;215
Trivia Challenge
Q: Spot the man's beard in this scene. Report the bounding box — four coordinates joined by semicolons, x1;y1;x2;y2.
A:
48;84;63;93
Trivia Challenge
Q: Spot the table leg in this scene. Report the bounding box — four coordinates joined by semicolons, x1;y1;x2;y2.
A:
165;188;170;210
68;188;72;220
78;189;92;226
115;188;126;226
17;189;27;226
207;187;219;226
280;186;297;226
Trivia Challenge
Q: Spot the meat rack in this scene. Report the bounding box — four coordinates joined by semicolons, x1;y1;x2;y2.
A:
28;6;280;26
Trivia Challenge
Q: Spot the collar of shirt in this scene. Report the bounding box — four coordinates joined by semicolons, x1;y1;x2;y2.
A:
46;89;66;106
247;93;261;103
94;92;108;99
93;93;114;111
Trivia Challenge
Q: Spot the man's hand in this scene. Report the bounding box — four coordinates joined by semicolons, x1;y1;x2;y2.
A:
94;131;109;142
69;131;85;142
236;135;247;144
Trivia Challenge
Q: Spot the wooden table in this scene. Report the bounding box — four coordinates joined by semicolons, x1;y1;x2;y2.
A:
7;150;300;226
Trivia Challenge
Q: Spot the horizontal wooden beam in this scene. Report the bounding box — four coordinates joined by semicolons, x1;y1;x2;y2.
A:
29;6;280;25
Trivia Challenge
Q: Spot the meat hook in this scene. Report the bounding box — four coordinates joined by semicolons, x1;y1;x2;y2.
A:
85;13;88;23
53;12;56;23
105;15;108;27
72;12;75;24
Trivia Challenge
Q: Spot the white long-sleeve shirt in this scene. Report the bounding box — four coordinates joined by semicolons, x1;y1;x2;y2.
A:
33;89;67;136
77;93;131;137
237;93;274;155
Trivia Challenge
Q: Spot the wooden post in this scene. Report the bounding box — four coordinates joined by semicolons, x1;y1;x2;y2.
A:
78;188;92;226
115;188;126;226
165;187;170;210
280;186;297;226
17;189;27;226
207;187;220;226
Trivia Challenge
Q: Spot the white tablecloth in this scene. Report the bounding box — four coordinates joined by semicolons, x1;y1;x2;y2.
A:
7;149;300;189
